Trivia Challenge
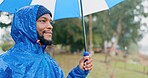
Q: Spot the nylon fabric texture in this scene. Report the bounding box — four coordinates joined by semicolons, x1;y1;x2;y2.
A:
0;5;88;78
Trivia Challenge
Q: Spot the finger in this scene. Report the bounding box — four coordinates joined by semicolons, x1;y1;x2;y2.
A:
85;58;93;65
84;59;92;69
84;61;92;69
84;66;93;71
85;63;93;68
84;65;93;70
83;56;91;61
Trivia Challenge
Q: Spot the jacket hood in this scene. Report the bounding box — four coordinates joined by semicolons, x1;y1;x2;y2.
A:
11;5;39;44
0;5;65;78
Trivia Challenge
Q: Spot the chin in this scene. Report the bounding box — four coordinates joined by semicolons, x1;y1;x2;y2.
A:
37;32;53;45
46;38;52;41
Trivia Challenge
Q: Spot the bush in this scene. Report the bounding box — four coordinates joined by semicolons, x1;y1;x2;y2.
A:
1;42;13;51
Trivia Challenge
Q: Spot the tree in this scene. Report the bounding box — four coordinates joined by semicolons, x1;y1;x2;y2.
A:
52;18;84;52
112;0;147;50
0;27;14;51
90;0;148;53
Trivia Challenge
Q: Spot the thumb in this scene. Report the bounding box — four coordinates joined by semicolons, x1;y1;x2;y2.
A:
79;56;90;70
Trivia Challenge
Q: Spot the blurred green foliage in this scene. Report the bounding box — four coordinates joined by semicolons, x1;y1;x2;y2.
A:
1;42;13;51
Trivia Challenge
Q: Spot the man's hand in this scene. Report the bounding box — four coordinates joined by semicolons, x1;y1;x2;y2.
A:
79;55;93;71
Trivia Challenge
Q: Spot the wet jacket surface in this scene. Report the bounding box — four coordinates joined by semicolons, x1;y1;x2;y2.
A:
0;5;88;78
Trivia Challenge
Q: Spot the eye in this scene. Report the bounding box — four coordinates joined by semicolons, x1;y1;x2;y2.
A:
39;20;46;22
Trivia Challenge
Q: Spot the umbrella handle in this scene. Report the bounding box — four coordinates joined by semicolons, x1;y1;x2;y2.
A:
83;51;89;56
83;51;90;73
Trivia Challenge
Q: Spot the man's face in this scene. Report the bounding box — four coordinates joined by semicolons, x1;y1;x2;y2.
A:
36;14;53;45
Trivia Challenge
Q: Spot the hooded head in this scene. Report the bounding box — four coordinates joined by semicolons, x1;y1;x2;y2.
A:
36;5;52;20
11;5;52;45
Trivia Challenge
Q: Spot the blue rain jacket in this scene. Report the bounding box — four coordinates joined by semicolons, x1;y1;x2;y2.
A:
0;5;88;78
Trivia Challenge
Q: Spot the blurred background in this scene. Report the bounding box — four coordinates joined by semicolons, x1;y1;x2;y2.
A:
0;0;148;78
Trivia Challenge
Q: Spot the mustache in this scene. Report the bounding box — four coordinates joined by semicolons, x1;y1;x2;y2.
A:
42;30;52;34
43;30;46;34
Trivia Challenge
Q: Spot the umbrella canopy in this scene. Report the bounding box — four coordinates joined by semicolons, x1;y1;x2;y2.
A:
0;0;124;51
0;0;123;20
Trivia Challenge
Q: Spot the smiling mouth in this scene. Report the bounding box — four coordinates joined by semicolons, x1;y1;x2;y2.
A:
43;30;52;36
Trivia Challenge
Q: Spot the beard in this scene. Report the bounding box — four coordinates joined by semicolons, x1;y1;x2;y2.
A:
37;31;53;45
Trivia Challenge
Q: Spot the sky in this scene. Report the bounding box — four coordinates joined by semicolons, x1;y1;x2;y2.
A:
0;28;4;37
138;0;148;55
0;12;11;40
138;33;148;55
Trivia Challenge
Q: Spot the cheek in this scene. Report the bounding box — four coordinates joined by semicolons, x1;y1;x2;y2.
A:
37;26;44;35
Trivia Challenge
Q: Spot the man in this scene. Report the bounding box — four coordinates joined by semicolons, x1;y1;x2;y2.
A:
0;5;92;78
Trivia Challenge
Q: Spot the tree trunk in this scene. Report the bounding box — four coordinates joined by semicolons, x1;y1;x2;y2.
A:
89;14;94;54
113;18;122;53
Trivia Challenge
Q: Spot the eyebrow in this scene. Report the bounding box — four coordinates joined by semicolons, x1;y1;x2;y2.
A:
40;16;52;21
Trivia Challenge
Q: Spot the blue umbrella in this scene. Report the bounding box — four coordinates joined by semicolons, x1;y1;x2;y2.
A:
0;0;124;52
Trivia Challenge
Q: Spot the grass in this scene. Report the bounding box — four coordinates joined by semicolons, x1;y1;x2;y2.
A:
53;53;148;78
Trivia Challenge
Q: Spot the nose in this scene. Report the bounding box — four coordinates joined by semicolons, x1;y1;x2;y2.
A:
46;22;53;29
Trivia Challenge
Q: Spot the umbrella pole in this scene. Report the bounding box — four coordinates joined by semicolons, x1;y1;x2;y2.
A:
80;0;87;52
80;1;90;74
